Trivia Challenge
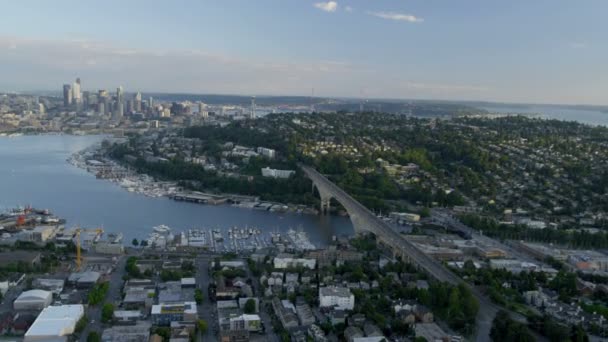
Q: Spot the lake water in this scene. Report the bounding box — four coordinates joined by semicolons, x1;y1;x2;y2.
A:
480;104;608;126
0;135;353;245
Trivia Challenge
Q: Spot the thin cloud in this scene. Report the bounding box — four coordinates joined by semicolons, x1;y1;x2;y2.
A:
569;42;587;49
368;11;423;23
314;1;338;13
345;6;353;12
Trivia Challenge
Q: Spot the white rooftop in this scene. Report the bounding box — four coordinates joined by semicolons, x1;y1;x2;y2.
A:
16;289;52;301
320;286;352;298
25;304;84;339
181;277;196;285
151;302;197;315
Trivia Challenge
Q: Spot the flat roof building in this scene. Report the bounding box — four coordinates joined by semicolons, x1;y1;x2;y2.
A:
24;304;84;342
319;286;355;311
102;322;151;342
0;251;41;266
151;302;197;326
32;279;65;295
14;289;53;311
68;271;100;288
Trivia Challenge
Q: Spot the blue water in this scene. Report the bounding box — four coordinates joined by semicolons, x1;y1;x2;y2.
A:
480;104;608;126
0;135;353;245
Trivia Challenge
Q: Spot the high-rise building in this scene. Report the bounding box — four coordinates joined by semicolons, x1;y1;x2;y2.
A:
198;102;208;119
114;86;124;119
134;92;142;112
72;80;81;103
116;86;124;105
82;91;90;108
148;97;154;112
126;99;134;114
63;84;72;107
250;96;256;119
97;90;110;116
38;103;45;115
114;102;124;120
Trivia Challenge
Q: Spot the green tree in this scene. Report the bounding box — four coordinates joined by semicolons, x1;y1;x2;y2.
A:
75;314;88;333
420;207;431;218
87;331;101;342
490;310;534;342
197;319;208;334
87;282;110;305
244;298;256;314
194;288;204;305
154;327;171;340
132;238;139;247
101;303;114;323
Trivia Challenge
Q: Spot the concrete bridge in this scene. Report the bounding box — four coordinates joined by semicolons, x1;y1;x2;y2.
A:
301;165;499;341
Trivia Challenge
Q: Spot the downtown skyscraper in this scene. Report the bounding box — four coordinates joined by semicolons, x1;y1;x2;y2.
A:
63;84;72;107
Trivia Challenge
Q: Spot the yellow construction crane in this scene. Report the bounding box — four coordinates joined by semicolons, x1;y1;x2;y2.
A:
75;227;104;271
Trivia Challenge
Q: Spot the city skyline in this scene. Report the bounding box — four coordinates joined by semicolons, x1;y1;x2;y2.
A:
0;1;607;105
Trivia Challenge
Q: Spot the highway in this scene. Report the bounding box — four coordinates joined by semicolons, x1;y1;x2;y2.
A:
301;165;499;341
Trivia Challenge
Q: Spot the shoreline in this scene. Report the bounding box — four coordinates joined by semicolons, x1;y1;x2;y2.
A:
68;142;322;216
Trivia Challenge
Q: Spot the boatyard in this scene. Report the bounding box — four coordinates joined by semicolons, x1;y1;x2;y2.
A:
0;206;64;232
144;224;318;254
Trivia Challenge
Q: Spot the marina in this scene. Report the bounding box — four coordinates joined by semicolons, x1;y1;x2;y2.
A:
144;224;319;254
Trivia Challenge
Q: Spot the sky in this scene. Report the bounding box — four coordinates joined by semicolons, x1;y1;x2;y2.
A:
0;0;607;105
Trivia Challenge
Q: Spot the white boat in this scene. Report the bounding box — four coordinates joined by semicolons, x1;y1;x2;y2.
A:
153;224;172;234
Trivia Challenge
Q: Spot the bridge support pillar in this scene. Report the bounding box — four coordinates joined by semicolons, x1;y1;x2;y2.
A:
349;213;369;235
314;184;334;215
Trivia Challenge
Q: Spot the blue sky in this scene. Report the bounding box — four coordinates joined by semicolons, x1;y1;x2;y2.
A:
0;0;606;104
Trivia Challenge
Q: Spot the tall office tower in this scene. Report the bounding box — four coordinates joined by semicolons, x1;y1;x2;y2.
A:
113;102;124;121
38;103;45;115
97;90;109;116
250;96;256;119
82;91;90;109
72;80;81;103
134;92;142;112
126;99;134;114
116;86;124;109
148;97;153;109
198;102;208;119
104;99;111;115
63;84;72;107
88;93;98;107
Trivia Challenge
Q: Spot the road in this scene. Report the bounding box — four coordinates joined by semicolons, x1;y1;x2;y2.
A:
431;209;549;266
242;260;279;342
80;256;126;341
195;256;217;342
0;281;25;314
